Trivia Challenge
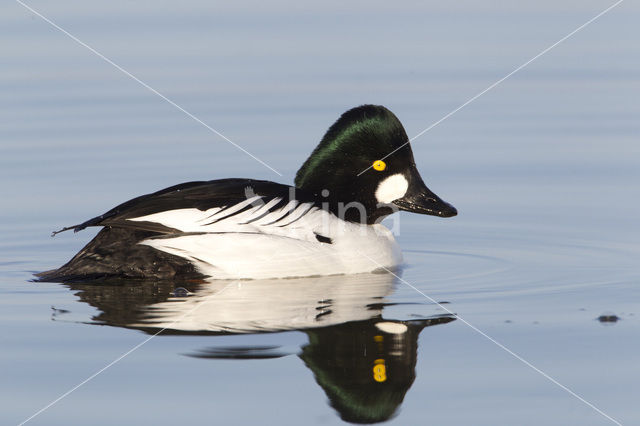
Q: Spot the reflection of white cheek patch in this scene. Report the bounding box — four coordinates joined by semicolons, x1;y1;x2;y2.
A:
375;321;408;334
375;174;409;203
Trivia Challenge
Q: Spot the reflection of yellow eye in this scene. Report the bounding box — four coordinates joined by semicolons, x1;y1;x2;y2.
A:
372;160;386;171
373;361;387;382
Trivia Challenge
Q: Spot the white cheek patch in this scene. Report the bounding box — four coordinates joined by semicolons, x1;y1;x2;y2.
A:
375;174;409;204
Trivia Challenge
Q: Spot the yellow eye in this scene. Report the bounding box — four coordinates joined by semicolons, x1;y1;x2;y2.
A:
372;160;386;171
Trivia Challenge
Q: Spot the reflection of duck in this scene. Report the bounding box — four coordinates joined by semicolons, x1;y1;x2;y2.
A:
61;273;455;423
190;316;453;424
67;272;397;333
301;317;453;424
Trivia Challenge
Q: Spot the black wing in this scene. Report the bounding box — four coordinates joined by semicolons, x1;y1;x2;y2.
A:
53;178;315;235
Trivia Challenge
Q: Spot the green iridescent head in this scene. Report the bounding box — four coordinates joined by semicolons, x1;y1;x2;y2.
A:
295;105;456;224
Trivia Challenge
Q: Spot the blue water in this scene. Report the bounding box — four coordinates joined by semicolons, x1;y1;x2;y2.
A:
2;1;639;425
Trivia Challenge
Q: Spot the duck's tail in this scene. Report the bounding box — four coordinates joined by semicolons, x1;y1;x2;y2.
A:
36;227;203;282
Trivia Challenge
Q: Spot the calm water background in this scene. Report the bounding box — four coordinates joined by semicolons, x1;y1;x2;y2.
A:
1;1;639;425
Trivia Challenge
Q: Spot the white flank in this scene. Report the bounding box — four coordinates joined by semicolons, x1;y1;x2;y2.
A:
125;196;404;279
375;174;409;204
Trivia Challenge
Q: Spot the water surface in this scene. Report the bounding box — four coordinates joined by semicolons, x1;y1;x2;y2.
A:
1;1;639;425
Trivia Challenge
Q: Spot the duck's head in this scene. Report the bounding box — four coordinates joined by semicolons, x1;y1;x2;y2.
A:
295;105;457;224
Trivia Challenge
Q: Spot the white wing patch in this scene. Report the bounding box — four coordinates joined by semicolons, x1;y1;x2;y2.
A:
375;174;409;204
127;196;320;241
126;195;403;279
197;195;262;223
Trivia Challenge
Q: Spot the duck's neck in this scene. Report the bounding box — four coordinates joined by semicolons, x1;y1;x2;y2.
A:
295;186;393;225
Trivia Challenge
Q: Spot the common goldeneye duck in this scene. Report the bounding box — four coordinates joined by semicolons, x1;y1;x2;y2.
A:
37;105;456;282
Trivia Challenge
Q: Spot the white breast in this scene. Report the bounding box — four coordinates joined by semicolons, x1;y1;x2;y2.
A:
127;199;403;279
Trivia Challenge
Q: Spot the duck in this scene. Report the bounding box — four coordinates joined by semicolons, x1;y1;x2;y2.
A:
36;105;456;282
